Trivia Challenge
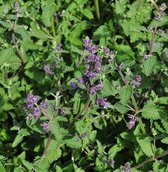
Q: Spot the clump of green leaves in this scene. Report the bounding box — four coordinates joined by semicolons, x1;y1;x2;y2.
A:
0;0;168;172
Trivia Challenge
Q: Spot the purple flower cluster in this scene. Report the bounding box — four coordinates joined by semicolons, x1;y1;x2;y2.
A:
96;98;109;108
26;94;40;108
55;107;65;116
40;122;49;132
108;159;115;167
121;162;131;172
83;36;98;53
84;54;102;79
127;114;139;129
133;75;142;88
70;82;78;90
44;64;54;75
90;84;102;95
155;3;166;21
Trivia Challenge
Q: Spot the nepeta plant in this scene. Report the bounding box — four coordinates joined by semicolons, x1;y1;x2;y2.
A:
0;1;168;172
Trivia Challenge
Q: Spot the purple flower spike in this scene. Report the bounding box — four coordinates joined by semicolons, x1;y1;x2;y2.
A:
133;75;142;88
26;94;40;108
83;36;92;51
96;98;109;108
123;162;131;172
40;99;48;109
70;82;78;90
44;64;54;75
108;159;115;167
32;106;41;119
127;115;139;129
41;122;49;132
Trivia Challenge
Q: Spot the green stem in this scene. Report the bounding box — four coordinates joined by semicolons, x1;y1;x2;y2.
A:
94;0;100;20
52;17;56;39
132;150;168;169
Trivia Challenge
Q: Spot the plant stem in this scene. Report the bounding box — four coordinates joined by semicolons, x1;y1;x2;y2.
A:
52;17;56;39
94;0;100;20
132;150;168;169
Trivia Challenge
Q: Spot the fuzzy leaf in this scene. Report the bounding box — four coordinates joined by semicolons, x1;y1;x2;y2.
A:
136;136;154;157
119;85;132;105
142;102;160;120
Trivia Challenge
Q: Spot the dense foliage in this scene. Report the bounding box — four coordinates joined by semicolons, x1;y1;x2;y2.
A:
0;0;168;171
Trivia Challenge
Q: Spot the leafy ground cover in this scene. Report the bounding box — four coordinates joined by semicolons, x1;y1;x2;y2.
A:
0;0;168;171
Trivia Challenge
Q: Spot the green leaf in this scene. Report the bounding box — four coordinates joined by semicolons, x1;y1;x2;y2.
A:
142;102;160;120
136;136;154;157
100;78;117;97
14;167;24;172
93;24;111;41
119;85;132;105
0;47;21;70
97;140;104;154
50;119;63;141
143;56;158;76
42;1;58;27
0;163;6;172
81;9;94;19
161;137;168;144
12;129;30;148
64;137;82;149
156;97;168;105
73;92;80;115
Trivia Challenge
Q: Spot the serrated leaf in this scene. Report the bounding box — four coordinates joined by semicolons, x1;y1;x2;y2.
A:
100;78;117;97
161;137;168;144
0;47;21;70
82;9;94;19
143;56;158;76
42;1;58;27
142;102;160;120
136;136;154;157
12;129;30;148
93;24;111;41
64;137;82;149
50;119;63;141
156;97;168;105
119;86;132;105
73;93;80;115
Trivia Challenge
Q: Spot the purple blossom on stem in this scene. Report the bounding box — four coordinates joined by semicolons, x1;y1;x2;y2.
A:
127;115;139;129
40;99;48;109
143;54;150;60
96;98;109;108
40;122;49;132
123;162;131;172
44;64;54;75
108;159;115;167
133;75;142;88
32;106;41;119
83;36;93;51
90;84;102;95
56;43;62;51
155;3;166;21
70;82;78;90
26;94;40;108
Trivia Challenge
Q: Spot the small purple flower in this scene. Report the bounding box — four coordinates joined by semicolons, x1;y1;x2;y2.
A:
103;47;110;56
81;132;87;138
96;98;109;108
90;85;97;95
127;115;139;129
143;54;149;60
159;3;166;12
41;122;49;132
83;36;92;51
108;159;115;167
56;43;62;51
123;162;131;172
40;99;48;109
32;106;41;119
44;64;54;75
70;82;78;90
133;75;142;87
90;45;98;54
26;94;40;108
